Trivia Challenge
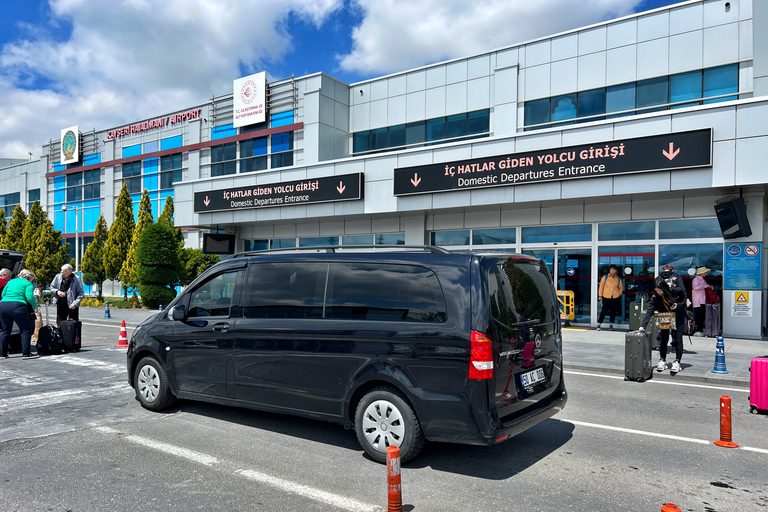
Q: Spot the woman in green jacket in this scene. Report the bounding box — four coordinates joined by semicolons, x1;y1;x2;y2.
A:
0;269;40;359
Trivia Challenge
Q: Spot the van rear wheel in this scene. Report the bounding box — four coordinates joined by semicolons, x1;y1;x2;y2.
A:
134;357;176;411
354;386;424;464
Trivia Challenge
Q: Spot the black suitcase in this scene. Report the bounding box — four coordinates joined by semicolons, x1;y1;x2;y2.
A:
59;319;82;352
36;325;63;355
625;330;653;382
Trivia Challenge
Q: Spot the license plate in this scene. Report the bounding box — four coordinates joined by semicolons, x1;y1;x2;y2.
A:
520;367;546;388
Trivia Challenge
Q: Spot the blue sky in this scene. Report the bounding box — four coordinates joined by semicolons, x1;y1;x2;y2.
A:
0;0;682;159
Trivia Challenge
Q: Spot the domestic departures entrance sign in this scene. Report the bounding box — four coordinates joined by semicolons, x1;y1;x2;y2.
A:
194;173;363;213
394;128;712;196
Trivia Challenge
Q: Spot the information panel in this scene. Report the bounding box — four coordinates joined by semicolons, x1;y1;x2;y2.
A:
724;243;762;290
194;173;363;213
394;129;712;196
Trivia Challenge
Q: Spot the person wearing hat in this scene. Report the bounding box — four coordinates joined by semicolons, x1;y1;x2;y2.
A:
691;266;712;337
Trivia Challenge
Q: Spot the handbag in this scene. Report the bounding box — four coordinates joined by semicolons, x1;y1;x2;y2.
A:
654;312;676;330
705;287;720;304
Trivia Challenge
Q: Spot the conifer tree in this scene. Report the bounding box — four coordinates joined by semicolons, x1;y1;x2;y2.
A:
81;214;109;301
157;195;174;229
120;189;153;297
104;183;135;296
21;201;45;254
26;219;69;286
0;208;6;247
4;205;28;252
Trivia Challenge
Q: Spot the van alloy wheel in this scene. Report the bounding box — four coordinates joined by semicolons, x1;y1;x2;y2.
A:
354;386;425;464
133;356;176;411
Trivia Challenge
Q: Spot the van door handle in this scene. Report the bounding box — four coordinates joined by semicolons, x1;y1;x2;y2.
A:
212;323;229;333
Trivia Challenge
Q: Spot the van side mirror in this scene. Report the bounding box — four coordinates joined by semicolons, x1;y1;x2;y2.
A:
168;304;186;321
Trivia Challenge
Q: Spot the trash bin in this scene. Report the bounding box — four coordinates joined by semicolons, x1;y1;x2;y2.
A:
629;300;650;331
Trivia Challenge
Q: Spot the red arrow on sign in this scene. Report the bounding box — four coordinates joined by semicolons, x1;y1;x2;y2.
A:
411;173;421;187
204;196;210;206
336;182;346;194
662;142;680;160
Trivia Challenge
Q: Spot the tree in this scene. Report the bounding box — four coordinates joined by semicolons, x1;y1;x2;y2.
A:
157;195;175;229
104;183;135;297
137;222;180;309
4;205;28;252
0;208;6;246
25;219;69;287
21;201;45;254
81;214;108;301
179;248;220;286
120;189;153;297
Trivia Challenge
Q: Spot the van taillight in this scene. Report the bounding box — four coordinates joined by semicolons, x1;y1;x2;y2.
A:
469;331;494;380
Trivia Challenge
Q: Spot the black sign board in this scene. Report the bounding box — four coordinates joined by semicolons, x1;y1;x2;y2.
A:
394;129;712;196
194;173;363;213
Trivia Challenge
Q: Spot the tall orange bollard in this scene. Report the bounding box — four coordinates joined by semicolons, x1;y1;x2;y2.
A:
114;320;129;348
714;395;739;448
387;445;402;512
661;503;682;512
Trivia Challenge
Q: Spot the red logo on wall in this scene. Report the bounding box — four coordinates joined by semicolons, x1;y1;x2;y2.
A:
240;80;257;104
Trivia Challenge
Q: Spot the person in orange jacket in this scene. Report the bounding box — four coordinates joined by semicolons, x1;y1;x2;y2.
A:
597;264;623;331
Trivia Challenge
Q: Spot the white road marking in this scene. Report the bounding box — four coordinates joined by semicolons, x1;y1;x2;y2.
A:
564;370;749;393
561;419;767;454
0;384;126;412
124;435;220;466
236;469;381;512
93;427;381;512
0;368;58;386
48;354;126;373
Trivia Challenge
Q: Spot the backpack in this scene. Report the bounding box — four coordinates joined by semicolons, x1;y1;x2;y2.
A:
681;309;697;344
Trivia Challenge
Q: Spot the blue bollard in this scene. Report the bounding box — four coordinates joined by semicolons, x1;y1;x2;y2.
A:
104;302;111;319
711;336;729;374
159;304;163;311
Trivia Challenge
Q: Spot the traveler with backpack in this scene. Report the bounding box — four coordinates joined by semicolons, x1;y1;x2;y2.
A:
0;269;41;359
638;264;687;373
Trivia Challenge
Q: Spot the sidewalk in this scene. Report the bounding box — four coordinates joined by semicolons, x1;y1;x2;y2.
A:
77;307;766;387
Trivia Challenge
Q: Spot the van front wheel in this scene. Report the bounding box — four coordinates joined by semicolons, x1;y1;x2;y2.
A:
354;386;424;464
134;357;176;411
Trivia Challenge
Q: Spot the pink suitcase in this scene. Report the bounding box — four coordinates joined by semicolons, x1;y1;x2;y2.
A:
749;356;768;414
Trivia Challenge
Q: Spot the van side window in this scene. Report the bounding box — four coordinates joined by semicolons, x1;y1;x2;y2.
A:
489;261;556;326
243;262;327;319
326;263;446;322
188;271;239;318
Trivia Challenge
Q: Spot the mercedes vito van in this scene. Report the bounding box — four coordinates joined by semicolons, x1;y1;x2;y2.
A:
127;246;567;463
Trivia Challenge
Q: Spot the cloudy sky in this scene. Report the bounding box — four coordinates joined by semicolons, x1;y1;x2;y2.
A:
0;0;679;160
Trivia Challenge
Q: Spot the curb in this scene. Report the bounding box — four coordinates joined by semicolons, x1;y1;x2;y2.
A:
566;364;750;388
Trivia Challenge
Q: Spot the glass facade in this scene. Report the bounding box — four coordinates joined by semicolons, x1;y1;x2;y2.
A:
353;109;490;155
524;64;738;129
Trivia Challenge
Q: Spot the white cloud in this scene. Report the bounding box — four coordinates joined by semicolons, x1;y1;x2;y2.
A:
338;0;642;75
0;0;343;159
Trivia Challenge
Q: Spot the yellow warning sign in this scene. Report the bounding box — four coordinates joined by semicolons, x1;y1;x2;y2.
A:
735;292;749;303
731;290;753;317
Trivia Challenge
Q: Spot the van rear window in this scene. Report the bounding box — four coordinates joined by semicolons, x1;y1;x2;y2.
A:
488;260;556;326
326;263;447;322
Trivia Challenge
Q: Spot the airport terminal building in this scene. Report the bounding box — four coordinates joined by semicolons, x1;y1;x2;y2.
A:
1;0;766;338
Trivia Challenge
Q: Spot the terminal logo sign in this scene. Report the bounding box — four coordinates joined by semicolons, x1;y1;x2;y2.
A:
394;128;712;196
194;173;363;213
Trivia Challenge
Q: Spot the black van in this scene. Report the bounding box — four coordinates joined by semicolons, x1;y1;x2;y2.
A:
127;247;567;463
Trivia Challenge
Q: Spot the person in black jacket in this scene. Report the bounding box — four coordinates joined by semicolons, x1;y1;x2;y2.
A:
639;264;688;373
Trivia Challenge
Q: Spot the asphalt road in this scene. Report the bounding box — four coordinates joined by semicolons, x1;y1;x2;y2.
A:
1;322;767;511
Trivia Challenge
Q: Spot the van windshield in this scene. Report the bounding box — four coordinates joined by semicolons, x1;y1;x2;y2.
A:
488;260;557;327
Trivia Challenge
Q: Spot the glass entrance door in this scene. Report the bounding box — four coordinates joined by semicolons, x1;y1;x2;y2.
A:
597;246;656;326
523;248;592;324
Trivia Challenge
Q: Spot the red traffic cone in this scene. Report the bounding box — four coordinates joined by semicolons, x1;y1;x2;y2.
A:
661;504;682;512
114;320;129;348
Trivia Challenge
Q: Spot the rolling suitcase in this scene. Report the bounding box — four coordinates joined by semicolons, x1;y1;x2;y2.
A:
705;303;720;337
36;303;62;355
59;319;82;352
749;356;768;415
625;330;653;382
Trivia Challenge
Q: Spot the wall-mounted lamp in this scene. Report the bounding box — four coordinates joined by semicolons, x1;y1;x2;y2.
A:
359;89;364;96
725;2;730;10
203;118;208;123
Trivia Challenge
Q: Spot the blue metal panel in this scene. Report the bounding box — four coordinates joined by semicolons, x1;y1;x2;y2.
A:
144;174;158;191
143;141;158;153
161;135;183;150
270;111;294;128
83;206;101;232
54;189;66;204
54;210;65;232
54;175;66;189
212;123;236;140
143;157;158;174
83;153;101;165
123;144;142;158
54;163;66;173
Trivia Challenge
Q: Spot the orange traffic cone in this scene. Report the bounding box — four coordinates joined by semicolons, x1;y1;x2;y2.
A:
115;320;128;348
661;504;682;512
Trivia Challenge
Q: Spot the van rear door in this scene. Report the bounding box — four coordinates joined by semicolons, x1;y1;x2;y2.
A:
482;256;563;422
